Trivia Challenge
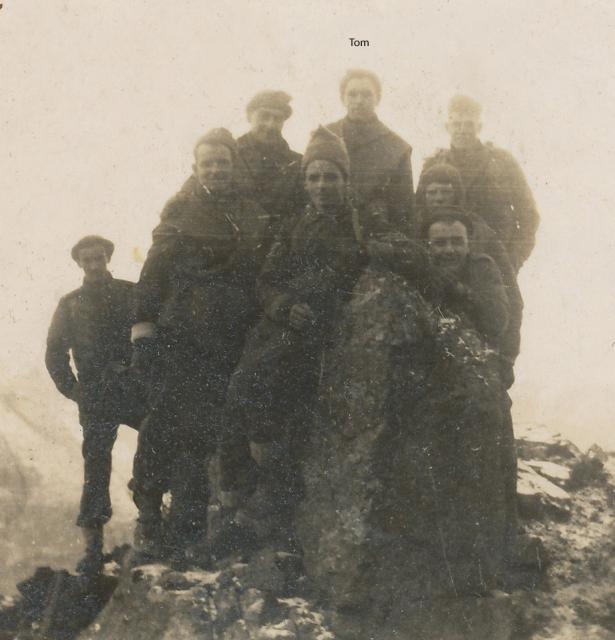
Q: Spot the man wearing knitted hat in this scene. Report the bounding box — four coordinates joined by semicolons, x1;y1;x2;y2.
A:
326;69;415;234
46;235;135;575
236;91;304;233
420;95;539;272
128;128;271;567
219;126;367;553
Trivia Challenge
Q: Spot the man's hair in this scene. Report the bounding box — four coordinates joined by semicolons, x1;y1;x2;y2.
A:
416;163;466;209
448;94;482;118
193;127;237;161
339;68;382;101
420;206;473;239
71;235;114;262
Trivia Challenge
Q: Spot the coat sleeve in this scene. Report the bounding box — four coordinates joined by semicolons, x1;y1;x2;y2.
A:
256;223;296;324
463;257;510;342
134;196;186;326
503;152;539;270
385;148;415;233
45;298;78;398
484;238;523;362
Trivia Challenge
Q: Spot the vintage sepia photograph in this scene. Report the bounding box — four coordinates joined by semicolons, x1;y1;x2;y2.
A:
1;1;614;638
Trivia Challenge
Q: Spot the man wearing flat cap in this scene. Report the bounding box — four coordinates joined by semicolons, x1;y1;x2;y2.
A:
236;90;304;236
421;95;539;272
326;69;415;235
129;127;271;567
46;235;135;575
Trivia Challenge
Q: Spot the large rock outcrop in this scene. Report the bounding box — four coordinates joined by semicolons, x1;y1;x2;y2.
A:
296;269;509;634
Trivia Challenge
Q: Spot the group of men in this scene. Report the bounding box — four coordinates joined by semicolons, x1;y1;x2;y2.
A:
45;68;539;576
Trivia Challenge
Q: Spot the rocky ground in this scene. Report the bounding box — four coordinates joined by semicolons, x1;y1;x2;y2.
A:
0;373;137;594
1;423;614;639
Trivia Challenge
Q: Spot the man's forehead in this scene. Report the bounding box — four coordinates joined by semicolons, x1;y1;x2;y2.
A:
195;142;232;160
426;181;455;190
345;77;377;92
305;159;342;175
78;244;108;258
252;106;286;119
428;220;468;237
448;109;480;122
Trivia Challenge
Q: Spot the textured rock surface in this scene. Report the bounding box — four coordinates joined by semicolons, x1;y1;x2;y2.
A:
76;555;333;640
517;461;573;521
296;268;508;630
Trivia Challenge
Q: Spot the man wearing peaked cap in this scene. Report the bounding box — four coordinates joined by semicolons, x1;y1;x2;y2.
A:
421;94;539;272
236;90;304;237
326;69;415;234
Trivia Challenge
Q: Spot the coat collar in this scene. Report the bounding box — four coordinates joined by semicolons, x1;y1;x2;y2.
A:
238;132;294;163
81;271;113;293
328;116;392;150
449;141;491;189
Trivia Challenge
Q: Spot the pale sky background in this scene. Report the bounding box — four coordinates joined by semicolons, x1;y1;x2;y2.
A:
1;0;614;448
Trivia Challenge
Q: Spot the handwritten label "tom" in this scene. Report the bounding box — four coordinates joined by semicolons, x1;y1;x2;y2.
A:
349;38;369;47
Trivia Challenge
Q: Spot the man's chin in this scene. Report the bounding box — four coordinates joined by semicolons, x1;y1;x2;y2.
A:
254;133;281;146
437;262;462;274
208;182;233;194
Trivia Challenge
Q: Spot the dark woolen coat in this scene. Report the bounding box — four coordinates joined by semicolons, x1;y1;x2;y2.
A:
45;274;134;419
236;132;305;233
221;203;368;489
326;117;414;233
135;175;271;354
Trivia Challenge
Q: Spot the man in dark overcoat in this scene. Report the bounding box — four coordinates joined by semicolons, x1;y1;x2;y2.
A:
236;90;304;234
129;128;271;566
326;69;415;232
421;95;539;272
220;126;368;550
46;235;134;574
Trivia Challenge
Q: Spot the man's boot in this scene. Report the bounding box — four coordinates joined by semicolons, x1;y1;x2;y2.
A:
76;524;104;575
131;482;164;561
133;511;163;561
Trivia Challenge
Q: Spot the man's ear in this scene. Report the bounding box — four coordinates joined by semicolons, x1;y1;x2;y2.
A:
192;162;197;176
445;120;452;135
476;121;483;136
